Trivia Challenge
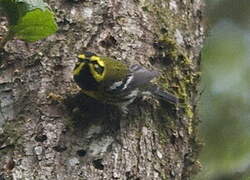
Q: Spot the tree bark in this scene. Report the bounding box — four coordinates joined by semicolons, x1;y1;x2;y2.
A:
0;0;204;179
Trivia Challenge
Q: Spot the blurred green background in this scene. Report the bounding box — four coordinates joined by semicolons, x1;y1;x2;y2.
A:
197;0;250;179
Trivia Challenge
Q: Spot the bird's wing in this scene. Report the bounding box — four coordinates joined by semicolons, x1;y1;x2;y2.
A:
106;64;157;93
127;64;158;90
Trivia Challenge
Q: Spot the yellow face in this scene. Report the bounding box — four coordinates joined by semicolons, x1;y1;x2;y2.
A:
74;54;106;82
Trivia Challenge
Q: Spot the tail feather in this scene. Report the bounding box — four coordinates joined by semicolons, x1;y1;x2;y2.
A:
145;84;178;104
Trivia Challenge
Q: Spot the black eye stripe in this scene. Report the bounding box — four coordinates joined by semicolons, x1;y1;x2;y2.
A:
78;58;90;63
94;67;104;74
92;63;104;74
91;61;98;65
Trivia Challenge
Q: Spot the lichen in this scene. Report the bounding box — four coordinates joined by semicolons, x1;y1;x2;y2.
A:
153;32;202;177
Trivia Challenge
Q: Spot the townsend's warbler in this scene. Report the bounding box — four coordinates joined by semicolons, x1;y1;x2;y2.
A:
73;52;178;111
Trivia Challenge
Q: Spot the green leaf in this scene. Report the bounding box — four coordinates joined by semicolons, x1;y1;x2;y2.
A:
10;9;58;42
0;0;57;42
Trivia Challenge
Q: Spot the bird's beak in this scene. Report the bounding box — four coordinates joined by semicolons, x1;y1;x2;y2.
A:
78;54;86;59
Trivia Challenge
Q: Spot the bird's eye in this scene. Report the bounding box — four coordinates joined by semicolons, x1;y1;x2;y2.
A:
92;62;104;75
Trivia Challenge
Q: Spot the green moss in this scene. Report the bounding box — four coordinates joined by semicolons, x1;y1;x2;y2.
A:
154;36;192;100
135;0;202;177
153;34;201;150
153;34;202;178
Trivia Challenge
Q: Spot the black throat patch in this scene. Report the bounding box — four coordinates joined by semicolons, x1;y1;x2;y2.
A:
74;64;99;91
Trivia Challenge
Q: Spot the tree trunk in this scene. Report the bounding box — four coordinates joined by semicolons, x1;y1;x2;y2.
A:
0;0;204;179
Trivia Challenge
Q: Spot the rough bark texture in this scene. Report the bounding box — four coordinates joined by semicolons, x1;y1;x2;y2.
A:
0;0;204;179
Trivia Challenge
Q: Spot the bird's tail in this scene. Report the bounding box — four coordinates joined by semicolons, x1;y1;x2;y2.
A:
144;84;178;104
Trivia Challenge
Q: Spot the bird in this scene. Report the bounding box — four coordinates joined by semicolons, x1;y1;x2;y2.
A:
73;52;178;112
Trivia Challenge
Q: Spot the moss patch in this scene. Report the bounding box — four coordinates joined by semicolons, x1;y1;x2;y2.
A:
153;34;202;177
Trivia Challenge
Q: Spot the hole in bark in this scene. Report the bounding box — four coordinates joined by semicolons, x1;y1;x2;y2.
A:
153;41;168;50
76;149;87;157
158;55;172;66
67;0;80;3
53;145;67;152
100;35;117;48
53;64;64;71
170;135;176;145
35;134;47;142
92;159;104;170
160;28;168;34
125;171;131;178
